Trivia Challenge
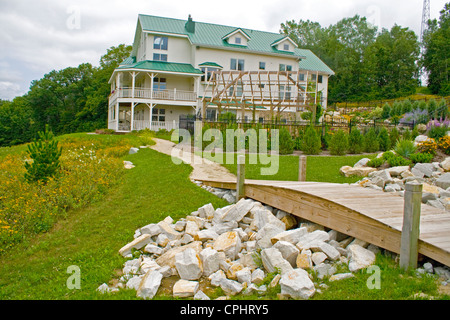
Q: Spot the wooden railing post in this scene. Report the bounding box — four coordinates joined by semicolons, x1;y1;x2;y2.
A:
400;182;422;270
236;155;245;202
298;155;307;182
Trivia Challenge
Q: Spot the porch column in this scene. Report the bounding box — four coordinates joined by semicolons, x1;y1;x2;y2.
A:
131;71;136;98
130;102;136;131
149;103;154;131
115;102;119;131
116;72;121;91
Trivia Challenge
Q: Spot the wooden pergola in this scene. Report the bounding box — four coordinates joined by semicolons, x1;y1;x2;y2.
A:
201;70;321;121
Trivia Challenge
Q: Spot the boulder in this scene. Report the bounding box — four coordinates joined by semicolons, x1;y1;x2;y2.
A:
414;135;429;146
185;220;200;237
313;263;336;279
347;244;376;272
261;247;294;275
129;147;139;154
140;223;162;237
436;173;450;190
173;279;199;298
213;231;242;260
279;268;315;299
194;290;211;300
119;234;152;257
354;158;371;168
386;166;410;177
221;198;255;222
273;241;300;267
310;241;340;261
251;268;265;284
197;203;215;220
144;244;163;255
412;163;435;178
175;248;203;280
155;241;202;268
296;251;313;269
157;221;181;240
440;157;450;172
271;227;308;245
219;278;244;295
250;208;286;231
340;166;377;177
311;252;328;266
236;267;252;284
296;230;330;250
196;229;219;242
136;270;163;300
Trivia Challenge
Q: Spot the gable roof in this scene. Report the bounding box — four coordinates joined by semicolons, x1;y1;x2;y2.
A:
222;28;251;41
136;14;305;59
297;49;335;75
116;60;203;75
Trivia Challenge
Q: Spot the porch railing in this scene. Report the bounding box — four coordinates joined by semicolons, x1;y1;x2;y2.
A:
112;88;197;102
133;120;179;131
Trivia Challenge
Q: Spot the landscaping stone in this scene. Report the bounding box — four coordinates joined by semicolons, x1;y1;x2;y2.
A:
197;203;215;220
221;198;255;222
273;241;300;267
354;158;371;168
311;252;327;266
194;289;211;300
296;230;330;250
173;279;199;298
440;157;450;172
340;166;377;177
310;241;340;261
279;268;315;299
136;270;163;300
219;278;244;295
119;234;152;257
412;163;435;178
251;268;265;284
271;227;308;245
296;251;313;269
129;147;139;154
256;224;285;249
213;231;242;260
314;263;337;279
436;173;450;190
140;223;162;237
175;248;203;280
347;244;376;272
155;241;202;268
261;247;294;275
329;273;355;281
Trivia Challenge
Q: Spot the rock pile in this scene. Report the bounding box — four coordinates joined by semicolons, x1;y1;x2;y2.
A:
345;155;450;212
99;198;380;299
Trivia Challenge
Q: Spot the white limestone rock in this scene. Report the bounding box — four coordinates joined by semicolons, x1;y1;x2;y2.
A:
197;229;219;241
273;241;300;267
175;248;203;280
119;234;152;257
199;247;221;277
255;224;285;249
279;268;315;299
329;273;355;282
139;223;162;237
155;241;202;268
251;268;265;284
296;230;330;250
219;278;244;295
250;208;286;232
173;279;199;298
221;198;256;222
213;231;242;260
271;227;308;245
310;241;340;261
347;244;376;272
136;270;163;300
197;203;215;220
194;289;211;300
261;247;294;275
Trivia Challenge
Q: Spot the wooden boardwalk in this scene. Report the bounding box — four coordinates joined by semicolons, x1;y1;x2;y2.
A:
198;178;450;267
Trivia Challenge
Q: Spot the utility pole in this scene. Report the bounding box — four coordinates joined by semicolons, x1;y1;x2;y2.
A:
419;0;431;86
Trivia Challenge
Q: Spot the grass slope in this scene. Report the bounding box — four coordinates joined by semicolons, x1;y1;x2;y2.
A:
0;146;228;299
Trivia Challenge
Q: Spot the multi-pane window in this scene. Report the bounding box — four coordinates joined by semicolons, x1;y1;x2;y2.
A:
259;62;266;70
283;44;290;51
279;64;292;71
153;53;168;61
279;85;291;100
235;37;242;44
229;82;243;97
152;108;166;122
230;58;244;71
153;36;168;50
298;73;305;81
200;67;220;82
153;78;167;91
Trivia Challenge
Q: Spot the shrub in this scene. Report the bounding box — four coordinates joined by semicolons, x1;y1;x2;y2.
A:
381;103;391;119
402;129;412;141
302;126;322;155
394;139;416;158
389;127;400;148
329;130;349;156
293;136;303;151
382;151;396;160
24;126;63;184
409;152;434;164
417;138;438;155
363;128;379;153
377;128;391;152
367;157;385;168
438;135;450;154
386;155;412;167
279;128;294;155
348;128;364;154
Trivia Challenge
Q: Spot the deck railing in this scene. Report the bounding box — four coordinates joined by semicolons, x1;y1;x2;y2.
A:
111;87;197;102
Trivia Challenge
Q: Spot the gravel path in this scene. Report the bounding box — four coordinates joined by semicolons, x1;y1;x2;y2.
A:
150;138;236;182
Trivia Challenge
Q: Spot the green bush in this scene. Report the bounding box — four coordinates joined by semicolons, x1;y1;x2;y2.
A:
394;139;416;158
389;127;400;148
381;151;396;161
409;152;434;164
279;128;294;155
293;136;303;151
24;126;63;184
348;128;364;154
367;157;385;168
427;125;448;142
329;130;349;156
386;155;412;167
402;129;412;141
377;128;391;151
364;128;379;153
302;126;322;155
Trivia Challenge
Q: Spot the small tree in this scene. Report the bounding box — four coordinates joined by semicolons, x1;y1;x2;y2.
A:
377;127;391;151
329;130;349;156
364;128;379;153
24;125;62;183
302;126;322;155
278;127;294;155
348;127;364;154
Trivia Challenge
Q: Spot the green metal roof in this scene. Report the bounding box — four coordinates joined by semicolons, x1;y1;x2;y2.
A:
137;14;305;58
198;62;223;68
297;49;335;75
116;60;203;75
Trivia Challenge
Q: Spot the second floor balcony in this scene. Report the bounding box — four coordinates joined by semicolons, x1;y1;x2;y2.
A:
110;87;198;104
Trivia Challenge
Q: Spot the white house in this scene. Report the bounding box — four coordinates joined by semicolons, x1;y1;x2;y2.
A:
108;14;334;132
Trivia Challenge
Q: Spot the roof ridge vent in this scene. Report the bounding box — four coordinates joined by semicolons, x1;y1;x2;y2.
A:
185;14;195;33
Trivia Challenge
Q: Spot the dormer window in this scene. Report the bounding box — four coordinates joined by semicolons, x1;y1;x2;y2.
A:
271;36;298;52
283;43;290;51
235;37;242;44
222;28;251;46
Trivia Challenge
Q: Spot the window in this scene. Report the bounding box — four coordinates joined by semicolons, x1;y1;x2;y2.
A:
279;85;291;100
235;37;241;44
231;59;244;71
258;84;265;89
259;62;266;70
298;73;305;81
279;64;292;71
318;75;323;84
152;108;166;122
153;53;168;61
153;78;167;91
201;67;220;82
153;36;168;50
229;82;243;97
311;74;317;81
283;43;290;51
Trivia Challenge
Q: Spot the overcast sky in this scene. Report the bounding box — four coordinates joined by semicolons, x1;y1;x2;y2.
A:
0;0;447;100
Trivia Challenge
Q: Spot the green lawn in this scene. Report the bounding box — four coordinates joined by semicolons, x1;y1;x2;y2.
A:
0;134;447;300
202;152;377;184
0;139;228;299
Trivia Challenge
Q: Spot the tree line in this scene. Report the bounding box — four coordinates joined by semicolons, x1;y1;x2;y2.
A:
0;44;132;146
281;2;449;103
